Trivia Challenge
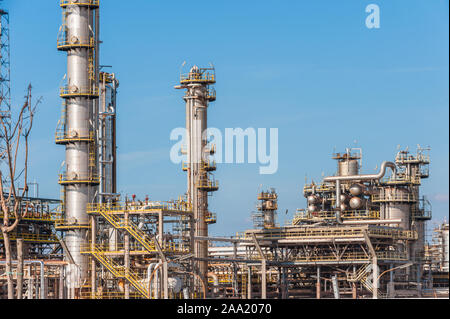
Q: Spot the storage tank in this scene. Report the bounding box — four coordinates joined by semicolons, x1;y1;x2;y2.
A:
382;203;410;230
379;188;412;229
338;159;359;176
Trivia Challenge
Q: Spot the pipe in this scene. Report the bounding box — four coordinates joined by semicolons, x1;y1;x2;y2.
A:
342;219;402;225
0;260;45;299
148;262;163;298
324;161;397;183
147;263;157;297
324;161;396;224
335;180;342;224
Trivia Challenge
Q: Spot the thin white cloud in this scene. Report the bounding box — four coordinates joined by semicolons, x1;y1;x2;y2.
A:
432;193;449;202
118;148;170;164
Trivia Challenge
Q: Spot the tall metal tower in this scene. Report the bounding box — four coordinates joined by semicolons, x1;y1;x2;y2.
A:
56;0;100;298
176;66;218;293
0;3;11;121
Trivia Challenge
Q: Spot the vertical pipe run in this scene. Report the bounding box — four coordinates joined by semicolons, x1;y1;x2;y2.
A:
247;267;252;299
316;266;321;299
261;259;267;299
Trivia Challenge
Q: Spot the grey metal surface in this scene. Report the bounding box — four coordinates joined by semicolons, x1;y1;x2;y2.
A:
59;3;98;289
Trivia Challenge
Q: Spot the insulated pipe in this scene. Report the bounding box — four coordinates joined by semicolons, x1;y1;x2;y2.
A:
323;161;397;183
148;263;163;298
324;161;396;224
147;263;157;297
0;260;45;299
335;180;342;224
343;219;402;225
208;272;219;297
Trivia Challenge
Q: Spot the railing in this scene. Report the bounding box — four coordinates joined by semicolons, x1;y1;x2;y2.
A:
257;192;278;201
366;228;417;241
202;160;216;171
247;251;408;263
207;88;216;101
371;192;417;203
59;172;100;185
60;85;99;98
180;72;215;84
93;207;190;254
87;200;192;215
55;130;94;144
293;210;380;223
0;212;62;223
57;35;95;50
411;208;432;220
80;291;144;300
303;183;334;194
60;0;100;7
380;175;421;185
182;160;216;172
205;212;217;224
81;243;149;255
395;153;430;164
0;232;59;243
54;219;91;230
245;227;417;241
99;72;115;84
197;179;219;191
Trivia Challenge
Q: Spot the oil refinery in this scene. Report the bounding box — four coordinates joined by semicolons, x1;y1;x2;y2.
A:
0;1;448;300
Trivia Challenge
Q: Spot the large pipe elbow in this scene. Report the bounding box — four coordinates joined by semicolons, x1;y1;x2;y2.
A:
323;161;396;183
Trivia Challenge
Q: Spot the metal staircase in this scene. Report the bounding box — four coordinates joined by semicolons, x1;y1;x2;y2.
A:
97;206;158;254
348;264;386;299
88;244;149;298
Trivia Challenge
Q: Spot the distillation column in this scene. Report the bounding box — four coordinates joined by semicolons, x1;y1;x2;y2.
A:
98;72;118;203
176;66;217;294
56;0;100;296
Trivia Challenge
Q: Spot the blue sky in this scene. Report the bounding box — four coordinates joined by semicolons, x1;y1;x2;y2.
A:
3;0;449;237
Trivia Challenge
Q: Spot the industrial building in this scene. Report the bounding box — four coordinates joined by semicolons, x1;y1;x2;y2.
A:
0;1;448;299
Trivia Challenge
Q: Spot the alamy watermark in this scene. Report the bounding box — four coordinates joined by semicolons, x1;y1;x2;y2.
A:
170;126;278;175
366;4;380;29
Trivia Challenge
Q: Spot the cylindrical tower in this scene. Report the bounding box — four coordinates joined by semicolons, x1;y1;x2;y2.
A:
56;0;100;295
176;66;217;295
332;150;360;177
253;189;278;229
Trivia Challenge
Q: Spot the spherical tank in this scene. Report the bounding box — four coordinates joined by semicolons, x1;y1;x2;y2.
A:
340;194;349;203
308;205;318;213
307;195;319;205
350;184;364;196
349;197;364;210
